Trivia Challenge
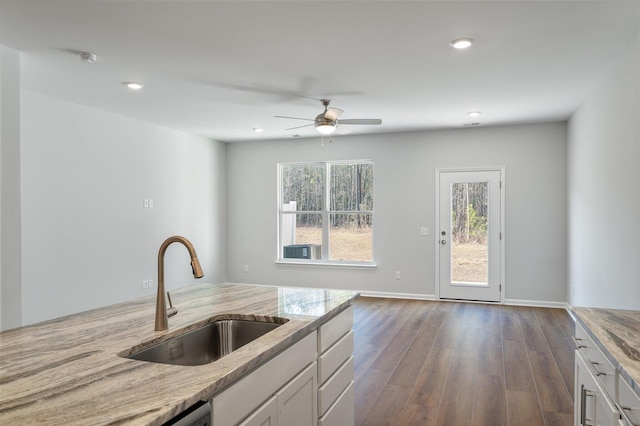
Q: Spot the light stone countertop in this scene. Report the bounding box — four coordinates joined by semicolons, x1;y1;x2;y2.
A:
573;307;640;396
0;283;358;425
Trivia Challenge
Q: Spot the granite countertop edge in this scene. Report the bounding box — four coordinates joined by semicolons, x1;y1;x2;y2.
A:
572;306;640;397
0;283;359;425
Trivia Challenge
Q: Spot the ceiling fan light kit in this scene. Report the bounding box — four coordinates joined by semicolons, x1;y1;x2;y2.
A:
274;98;381;139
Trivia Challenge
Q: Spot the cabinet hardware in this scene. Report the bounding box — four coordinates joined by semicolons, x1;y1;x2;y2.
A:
581;385;595;426
616;402;640;426
572;335;586;348
589;361;607;376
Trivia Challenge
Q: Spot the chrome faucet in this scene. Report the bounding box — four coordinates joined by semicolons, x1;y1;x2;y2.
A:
155;236;204;331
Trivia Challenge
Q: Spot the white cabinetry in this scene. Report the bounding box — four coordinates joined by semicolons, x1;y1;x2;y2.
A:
575;322;640;426
212;332;317;426
211;305;356;426
317;306;355;426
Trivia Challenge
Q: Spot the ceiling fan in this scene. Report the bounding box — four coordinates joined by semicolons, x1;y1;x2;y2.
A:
274;99;382;135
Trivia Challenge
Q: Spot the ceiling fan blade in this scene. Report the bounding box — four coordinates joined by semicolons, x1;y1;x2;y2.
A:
337;125;352;135
274;115;314;122
286;123;314;131
339;119;382;125
324;107;343;121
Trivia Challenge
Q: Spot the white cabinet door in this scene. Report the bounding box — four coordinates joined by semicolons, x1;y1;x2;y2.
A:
575;351;619;426
239;396;277;426
277;362;317;426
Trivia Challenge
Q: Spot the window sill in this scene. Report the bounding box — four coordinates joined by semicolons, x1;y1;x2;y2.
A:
276;260;377;269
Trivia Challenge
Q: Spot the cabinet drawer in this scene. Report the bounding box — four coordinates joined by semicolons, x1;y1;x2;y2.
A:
212;332;317;426
576;351;619;426
318;306;353;354
576;322;617;398
618;376;640;425
319;380;354;426
318;330;354;385
318;356;354;417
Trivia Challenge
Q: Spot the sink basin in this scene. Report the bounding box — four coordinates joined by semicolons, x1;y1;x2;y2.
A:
124;319;286;366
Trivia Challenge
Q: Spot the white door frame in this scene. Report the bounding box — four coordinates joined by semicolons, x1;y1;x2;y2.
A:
434;166;506;303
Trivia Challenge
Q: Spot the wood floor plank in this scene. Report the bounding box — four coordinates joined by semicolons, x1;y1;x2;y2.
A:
387;309;444;387
354;367;393;425
538;321;575;397
506;390;545;426
409;345;455;408
528;350;574;415
500;305;524;342
472;373;508;426
352;298;576;426
435;356;478;426
361;384;412;426
503;339;536;392
517;307;551;353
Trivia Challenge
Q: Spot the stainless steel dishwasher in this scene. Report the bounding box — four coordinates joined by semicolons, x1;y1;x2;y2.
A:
163;401;211;426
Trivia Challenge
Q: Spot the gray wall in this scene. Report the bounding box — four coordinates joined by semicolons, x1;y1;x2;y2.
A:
568;34;640;310
19;91;228;325
226;122;567;304
0;46;22;330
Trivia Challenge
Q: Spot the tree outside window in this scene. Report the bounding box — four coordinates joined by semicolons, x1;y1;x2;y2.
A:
279;161;374;263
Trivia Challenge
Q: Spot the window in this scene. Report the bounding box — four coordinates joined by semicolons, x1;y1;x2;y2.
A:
278;161;374;264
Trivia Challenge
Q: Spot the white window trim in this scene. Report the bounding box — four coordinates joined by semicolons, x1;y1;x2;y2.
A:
277;160;375;266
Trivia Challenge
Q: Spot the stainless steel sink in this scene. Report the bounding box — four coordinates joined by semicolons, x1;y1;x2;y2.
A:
124;319;286;366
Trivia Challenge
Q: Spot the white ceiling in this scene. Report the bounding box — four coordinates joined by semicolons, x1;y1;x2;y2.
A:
1;1;639;142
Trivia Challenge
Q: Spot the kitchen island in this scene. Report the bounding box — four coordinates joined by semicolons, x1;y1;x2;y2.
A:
0;283;358;425
573;307;640;425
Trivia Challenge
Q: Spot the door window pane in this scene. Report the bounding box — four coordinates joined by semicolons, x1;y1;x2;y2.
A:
450;182;488;283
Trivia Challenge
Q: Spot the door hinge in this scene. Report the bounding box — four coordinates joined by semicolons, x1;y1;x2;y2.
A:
500;284;502;292
499;232;502;240
500;181;502;189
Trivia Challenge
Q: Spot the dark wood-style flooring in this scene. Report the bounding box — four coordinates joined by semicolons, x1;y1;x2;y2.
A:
352;297;576;426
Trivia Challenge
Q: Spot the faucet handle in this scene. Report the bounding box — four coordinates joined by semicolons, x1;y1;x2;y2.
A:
166;292;178;318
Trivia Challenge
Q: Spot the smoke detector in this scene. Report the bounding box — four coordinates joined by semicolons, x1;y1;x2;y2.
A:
79;52;97;63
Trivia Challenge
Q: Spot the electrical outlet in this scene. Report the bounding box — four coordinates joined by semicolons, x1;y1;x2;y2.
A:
395;271;401;280
420;227;429;236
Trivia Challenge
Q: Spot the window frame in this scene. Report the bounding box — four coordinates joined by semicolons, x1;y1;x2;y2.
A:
277;160;376;267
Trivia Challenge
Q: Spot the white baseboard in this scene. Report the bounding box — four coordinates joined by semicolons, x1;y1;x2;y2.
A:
360;291;569;310
504;299;570;309
359;291;437;301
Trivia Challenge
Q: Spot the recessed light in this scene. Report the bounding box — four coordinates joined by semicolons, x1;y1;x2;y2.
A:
123;82;144;90
253;128;264;133
450;38;474;49
467;111;482;118
79;52;97;63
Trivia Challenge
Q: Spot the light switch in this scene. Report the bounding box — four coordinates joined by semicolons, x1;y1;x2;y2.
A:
420;227;429;236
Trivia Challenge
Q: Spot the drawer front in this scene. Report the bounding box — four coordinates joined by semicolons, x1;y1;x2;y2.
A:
318;356;354;417
318;306;353;354
576;351;619;426
319;381;355;426
318;330;354;385
212;332;317;426
576;322;617;398
618;376;640;425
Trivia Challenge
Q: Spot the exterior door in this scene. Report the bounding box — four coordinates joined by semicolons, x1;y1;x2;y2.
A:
437;169;503;302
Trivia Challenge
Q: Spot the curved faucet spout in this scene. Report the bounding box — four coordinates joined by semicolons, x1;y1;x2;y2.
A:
155;236;204;331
